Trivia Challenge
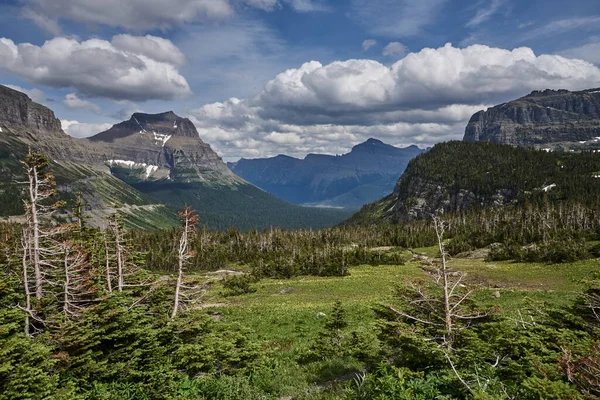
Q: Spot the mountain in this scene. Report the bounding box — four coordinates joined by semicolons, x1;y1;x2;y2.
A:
85;111;352;230
464;88;600;149
228;138;425;210
345;141;600;226
0;85;176;229
0;85;350;230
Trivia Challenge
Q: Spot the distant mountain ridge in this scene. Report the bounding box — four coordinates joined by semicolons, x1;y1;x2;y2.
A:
464;88;600;149
345;141;600;226
0;85;176;229
0;85;350;230
228;138;425;209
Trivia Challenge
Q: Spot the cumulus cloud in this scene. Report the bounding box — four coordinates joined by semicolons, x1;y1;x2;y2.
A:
383;42;407;57
111;35;186;65
61;120;112;138
362;39;377;51
3;84;47;103
188;43;600;161
64;93;101;113
0;35;191;101
560;42;600;65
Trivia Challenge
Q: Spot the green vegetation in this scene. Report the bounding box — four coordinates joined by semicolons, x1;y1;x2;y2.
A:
1;149;599;399
347;141;600;226
133;180;353;231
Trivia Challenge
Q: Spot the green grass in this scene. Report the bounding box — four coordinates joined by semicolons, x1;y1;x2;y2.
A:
184;249;599;398
198;251;598;347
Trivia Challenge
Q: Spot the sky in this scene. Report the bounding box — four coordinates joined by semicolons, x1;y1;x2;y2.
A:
0;0;599;161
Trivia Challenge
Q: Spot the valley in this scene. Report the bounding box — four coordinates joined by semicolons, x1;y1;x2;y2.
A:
1;66;600;400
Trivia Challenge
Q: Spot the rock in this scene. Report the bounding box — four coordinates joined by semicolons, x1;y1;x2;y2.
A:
0;85;62;133
492;290;501;298
464;88;600;146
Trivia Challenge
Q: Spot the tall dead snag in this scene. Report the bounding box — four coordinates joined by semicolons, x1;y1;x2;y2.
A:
61;241;96;320
107;212;126;293
171;206;199;320
103;232;113;293
390;214;490;344
21;227;33;336
387;213;493;393
21;148;63;300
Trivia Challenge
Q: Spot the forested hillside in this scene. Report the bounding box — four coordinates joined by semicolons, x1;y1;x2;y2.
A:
3;158;599;398
347;141;600;226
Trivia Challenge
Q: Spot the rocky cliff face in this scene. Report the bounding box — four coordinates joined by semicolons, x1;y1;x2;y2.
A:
228;138;424;209
87;112;238;184
464;88;600;147
0;85;63;133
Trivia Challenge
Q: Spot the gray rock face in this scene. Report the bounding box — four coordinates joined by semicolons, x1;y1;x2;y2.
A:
464;88;600;146
386;176;515;223
0;85;63;133
87;112;238;184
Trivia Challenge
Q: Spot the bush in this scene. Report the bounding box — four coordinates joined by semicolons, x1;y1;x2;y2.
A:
221;274;258;297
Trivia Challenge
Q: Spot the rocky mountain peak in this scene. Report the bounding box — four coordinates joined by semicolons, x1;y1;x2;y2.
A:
463;87;600;146
0;84;63;133
90;111;200;143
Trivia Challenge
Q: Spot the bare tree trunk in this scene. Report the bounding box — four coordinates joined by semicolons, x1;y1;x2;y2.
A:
63;246;70;318
171;212;189;320
115;228;124;293
21;228;32;336
171;206;198;320
104;235;112;293
433;215;452;336
27;164;43;300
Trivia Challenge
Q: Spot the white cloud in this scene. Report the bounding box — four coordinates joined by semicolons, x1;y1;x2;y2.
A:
23;0;234;32
284;0;330;12
61;120;112;138
3;84;47;103
111;35;186;65
520;16;600;41
383;42;407;57
560;42;600;65
189;43;600;161
22;0;326;32
64;93;101;113
466;0;505;27
362;39;377;51
0;35;191;101
349;0;448;37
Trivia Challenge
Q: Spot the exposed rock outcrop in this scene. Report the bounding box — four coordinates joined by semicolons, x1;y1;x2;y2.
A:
0;85;62;133
464;88;600;146
87;112;237;184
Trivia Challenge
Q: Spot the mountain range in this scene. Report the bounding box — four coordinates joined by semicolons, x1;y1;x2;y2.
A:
349;88;600;226
228;139;425;210
0;85;351;230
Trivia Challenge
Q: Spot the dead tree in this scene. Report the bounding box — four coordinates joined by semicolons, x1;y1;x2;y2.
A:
103;232;113;293
21;148;63;300
21;227;33;336
107;212;126;292
171;206;199;320
388;213;493;394
61;241;96;319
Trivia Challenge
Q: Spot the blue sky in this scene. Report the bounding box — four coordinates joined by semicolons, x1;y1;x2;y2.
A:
0;0;599;160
